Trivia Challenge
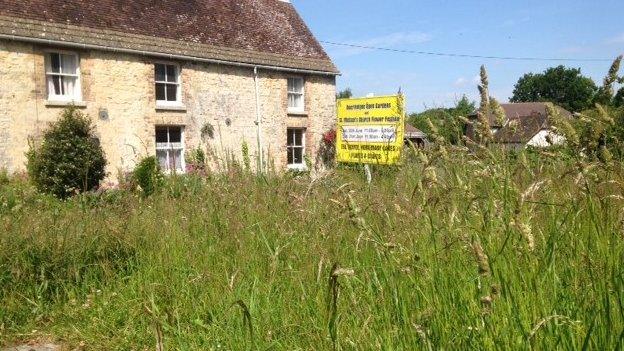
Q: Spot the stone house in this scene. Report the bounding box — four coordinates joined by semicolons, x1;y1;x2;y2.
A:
0;0;339;178
466;102;573;149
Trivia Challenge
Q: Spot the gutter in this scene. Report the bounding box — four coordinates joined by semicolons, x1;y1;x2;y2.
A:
0;34;340;76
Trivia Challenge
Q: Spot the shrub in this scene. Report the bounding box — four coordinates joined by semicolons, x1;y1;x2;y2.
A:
132;156;163;196
26;107;107;199
0;169;9;186
318;129;337;168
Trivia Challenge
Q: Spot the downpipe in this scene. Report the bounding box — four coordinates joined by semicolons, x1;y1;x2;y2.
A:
254;67;264;173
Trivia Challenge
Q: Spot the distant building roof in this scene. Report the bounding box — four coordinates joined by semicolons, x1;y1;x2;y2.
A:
467;102;572;144
0;0;338;74
471;102;572;127
494;113;550;144
405;124;427;139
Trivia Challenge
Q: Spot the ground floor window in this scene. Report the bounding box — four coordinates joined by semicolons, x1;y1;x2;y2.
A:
287;128;306;170
156;126;185;173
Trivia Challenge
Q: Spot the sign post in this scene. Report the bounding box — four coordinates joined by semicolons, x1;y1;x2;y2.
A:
336;95;405;170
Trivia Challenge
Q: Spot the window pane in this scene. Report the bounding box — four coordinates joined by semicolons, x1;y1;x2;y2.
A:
288;94;296;109
166;84;178;101
62;76;76;97
156;150;168;170
61;54;77;75
294;130;303;146
169;127;182;143
156;83;166;101
288;93;303;110
156;127;169;143
52;76;63;95
155;64;166;82
293;147;303;164
288;78;303;93
287;129;294;146
166;65;178;83
172;149;183;170
287;148;294;164
50;53;61;73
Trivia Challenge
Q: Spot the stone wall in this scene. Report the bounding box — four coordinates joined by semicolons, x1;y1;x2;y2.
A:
0;39;337;178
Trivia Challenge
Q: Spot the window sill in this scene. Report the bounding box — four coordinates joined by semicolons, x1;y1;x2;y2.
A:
45;100;87;108
287;164;308;172
287;110;308;117
156;104;187;112
163;169;187;175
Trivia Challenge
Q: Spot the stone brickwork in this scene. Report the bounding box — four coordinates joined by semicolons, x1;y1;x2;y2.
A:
0;39;337;178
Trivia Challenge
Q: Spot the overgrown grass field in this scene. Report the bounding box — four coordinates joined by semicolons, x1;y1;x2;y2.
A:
1;147;623;350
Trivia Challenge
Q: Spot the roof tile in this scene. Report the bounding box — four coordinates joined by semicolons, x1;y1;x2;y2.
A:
0;0;338;73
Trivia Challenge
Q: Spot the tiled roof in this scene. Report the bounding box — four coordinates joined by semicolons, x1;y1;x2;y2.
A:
466;103;572;143
0;0;338;74
405;124;427;138
494;113;549;144
497;103;571;126
493;103;572;144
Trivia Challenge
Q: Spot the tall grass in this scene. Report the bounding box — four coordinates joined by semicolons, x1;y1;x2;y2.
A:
1;146;623;350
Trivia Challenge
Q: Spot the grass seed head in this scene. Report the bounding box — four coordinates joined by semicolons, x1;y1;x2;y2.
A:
472;241;490;276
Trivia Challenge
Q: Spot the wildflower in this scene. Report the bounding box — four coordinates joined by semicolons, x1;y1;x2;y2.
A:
322;129;337;146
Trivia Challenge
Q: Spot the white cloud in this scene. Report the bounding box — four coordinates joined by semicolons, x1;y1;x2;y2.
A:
454;77;467;87
452;75;481;88
326;31;432;57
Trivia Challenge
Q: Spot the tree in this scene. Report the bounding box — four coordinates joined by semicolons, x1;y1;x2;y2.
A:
615;88;624;108
336;88;353;99
510;65;598;112
27;107;107;198
409;95;476;145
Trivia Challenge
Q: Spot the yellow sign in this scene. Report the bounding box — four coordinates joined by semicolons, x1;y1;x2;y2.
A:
336;95;405;165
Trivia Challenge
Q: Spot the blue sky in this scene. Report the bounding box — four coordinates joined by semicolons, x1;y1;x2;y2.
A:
293;0;624;112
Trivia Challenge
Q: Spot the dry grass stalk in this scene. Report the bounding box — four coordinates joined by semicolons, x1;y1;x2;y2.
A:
471;241;490;276
529;315;580;341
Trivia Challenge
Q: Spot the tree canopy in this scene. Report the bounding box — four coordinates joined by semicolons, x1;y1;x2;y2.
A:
409;96;476;145
510;65;598;112
336;88;353;99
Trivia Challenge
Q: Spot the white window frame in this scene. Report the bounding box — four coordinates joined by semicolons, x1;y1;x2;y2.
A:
287;77;305;113
286;128;306;170
45;50;82;102
155;126;186;174
154;62;182;107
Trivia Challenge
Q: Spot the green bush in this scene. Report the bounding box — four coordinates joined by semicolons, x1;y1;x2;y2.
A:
0;169;9;186
26;107;107;199
132;156;163;196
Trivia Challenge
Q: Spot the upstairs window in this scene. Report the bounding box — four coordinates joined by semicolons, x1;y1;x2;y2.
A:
46;52;81;101
287;128;306;170
287;77;305;112
156;126;185;173
155;63;181;105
